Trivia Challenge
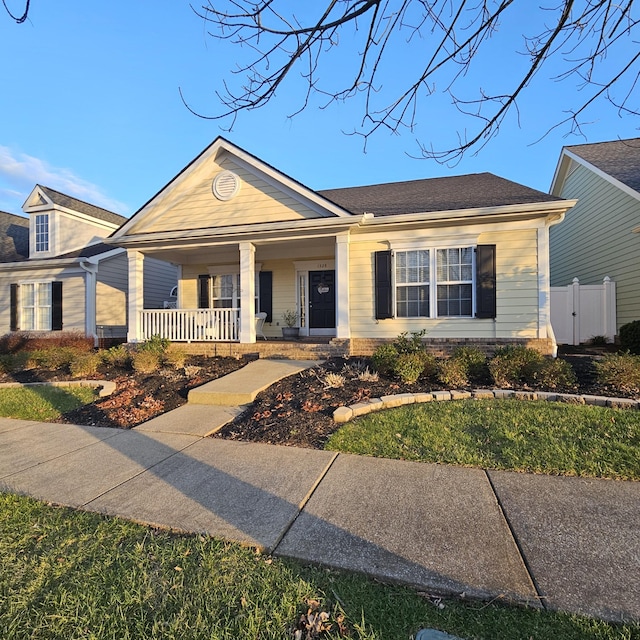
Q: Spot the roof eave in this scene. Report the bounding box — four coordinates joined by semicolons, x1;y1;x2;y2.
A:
360;200;576;226
107;215;365;249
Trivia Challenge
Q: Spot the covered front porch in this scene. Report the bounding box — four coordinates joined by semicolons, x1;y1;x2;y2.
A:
125;232;354;345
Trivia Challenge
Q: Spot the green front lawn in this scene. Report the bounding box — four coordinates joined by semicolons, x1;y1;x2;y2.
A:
326;399;640;480
0;386;97;421
1;493;636;640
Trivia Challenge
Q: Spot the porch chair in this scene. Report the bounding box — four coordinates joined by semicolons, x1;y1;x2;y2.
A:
255;312;267;340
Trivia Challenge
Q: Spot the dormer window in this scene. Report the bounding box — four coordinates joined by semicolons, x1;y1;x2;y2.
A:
35;214;49;252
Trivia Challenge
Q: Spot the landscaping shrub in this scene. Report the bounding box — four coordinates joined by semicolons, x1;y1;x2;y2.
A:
29;346;78;371
0;332;93;354
451;345;487;381
619;320;640;355
393;352;427;384
101;344;131;368
393;329;427;354
488;345;543;388
70;352;101;378
138;334;170;356
163;345;188;369
131;349;161;374
437;357;470;388
323;372;346;389
594;352;640;393
530;357;577;390
371;343;399;376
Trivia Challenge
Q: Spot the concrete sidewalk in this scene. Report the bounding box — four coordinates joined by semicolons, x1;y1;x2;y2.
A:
1;418;638;623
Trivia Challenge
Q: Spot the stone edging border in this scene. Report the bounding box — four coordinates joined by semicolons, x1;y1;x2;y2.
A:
333;389;640;423
0;380;116;398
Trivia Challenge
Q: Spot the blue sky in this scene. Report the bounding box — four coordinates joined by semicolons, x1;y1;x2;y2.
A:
1;2;638;217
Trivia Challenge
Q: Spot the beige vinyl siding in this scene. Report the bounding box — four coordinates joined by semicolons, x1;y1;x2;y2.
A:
348;229;540;339
128;156;323;235
550;163;640;329
0;269;86;333
96;253;127;326
143;256;178;309
46;212;114;257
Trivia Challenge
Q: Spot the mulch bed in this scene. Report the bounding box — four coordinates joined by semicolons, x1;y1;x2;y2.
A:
214;353;618;449
0;356;246;429
1;347;632;449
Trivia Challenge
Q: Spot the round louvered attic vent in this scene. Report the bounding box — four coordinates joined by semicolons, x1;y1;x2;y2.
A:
212;170;240;201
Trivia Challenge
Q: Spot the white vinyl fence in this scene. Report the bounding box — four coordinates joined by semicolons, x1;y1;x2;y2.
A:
550;277;616;345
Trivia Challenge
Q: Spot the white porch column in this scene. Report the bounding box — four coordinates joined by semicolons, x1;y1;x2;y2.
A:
127;249;144;343
335;233;350;339
239;242;256;343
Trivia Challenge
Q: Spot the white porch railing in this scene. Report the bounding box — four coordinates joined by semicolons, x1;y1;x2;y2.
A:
140;309;240;342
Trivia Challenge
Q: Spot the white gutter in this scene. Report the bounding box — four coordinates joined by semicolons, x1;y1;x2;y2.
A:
359;200;577;226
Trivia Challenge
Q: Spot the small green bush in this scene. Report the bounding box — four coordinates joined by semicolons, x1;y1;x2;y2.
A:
393;352;427;384
619;320;640;355
101;344;131;368
437;357;469;388
530;358;577;390
70;352;101;378
138;335;170;356
30;346;78;371
594;352;640;393
451;345;487;380
488;345;543;388
132;349;161;374
371;343;399;376
163;346;188;369
393;330;427;354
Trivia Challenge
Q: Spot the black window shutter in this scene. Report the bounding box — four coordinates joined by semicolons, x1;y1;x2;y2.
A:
10;284;19;331
198;275;210;309
475;245;496;319
259;271;273;322
52;281;63;330
374;250;393;319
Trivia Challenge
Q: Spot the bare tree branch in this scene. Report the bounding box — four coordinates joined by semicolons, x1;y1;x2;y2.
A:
2;0;29;23
185;1;640;162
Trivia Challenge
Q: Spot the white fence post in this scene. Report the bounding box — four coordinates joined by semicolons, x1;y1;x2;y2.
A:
603;276;616;343
571;278;580;346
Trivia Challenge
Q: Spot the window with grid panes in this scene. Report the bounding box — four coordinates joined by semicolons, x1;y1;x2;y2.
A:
436;247;473;316
395;249;430;318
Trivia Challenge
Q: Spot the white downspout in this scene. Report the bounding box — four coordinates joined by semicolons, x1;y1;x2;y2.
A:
79;260;99;346
540;213;566;357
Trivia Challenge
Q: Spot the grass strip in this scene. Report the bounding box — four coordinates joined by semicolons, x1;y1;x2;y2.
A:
326;399;640;480
0;386;97;421
0;493;637;640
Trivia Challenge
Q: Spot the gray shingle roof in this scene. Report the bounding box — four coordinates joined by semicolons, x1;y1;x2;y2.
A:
38;185;127;226
565;138;640;193
0;211;29;261
318;172;559;216
56;242;119;259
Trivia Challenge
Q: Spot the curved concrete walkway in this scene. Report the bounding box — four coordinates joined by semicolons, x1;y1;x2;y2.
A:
0;358;638;623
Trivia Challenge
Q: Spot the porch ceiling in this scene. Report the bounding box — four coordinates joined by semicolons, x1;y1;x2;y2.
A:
138;236;338;265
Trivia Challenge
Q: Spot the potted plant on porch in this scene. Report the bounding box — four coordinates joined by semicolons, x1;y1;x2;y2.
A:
281;309;300;340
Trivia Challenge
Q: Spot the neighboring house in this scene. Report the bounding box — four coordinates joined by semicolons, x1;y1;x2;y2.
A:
550;138;640;332
107;137;575;356
0;210;29;262
0;185;177;343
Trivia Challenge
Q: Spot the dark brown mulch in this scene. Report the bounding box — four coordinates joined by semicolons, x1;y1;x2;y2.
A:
2;348;633;448
0;356;246;429
214;353;626;450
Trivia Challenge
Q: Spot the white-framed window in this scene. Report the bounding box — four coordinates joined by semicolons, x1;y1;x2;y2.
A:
209;272;260;311
436;247;473;317
35;214;49;252
394;246;474;318
21;282;52;330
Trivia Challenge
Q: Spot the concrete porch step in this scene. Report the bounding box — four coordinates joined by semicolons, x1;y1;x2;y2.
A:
187;359;320;406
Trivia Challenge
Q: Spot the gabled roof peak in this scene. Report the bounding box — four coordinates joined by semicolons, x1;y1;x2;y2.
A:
24;185;127;227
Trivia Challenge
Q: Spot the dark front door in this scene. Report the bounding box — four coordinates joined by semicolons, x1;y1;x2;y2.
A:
309;270;335;329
